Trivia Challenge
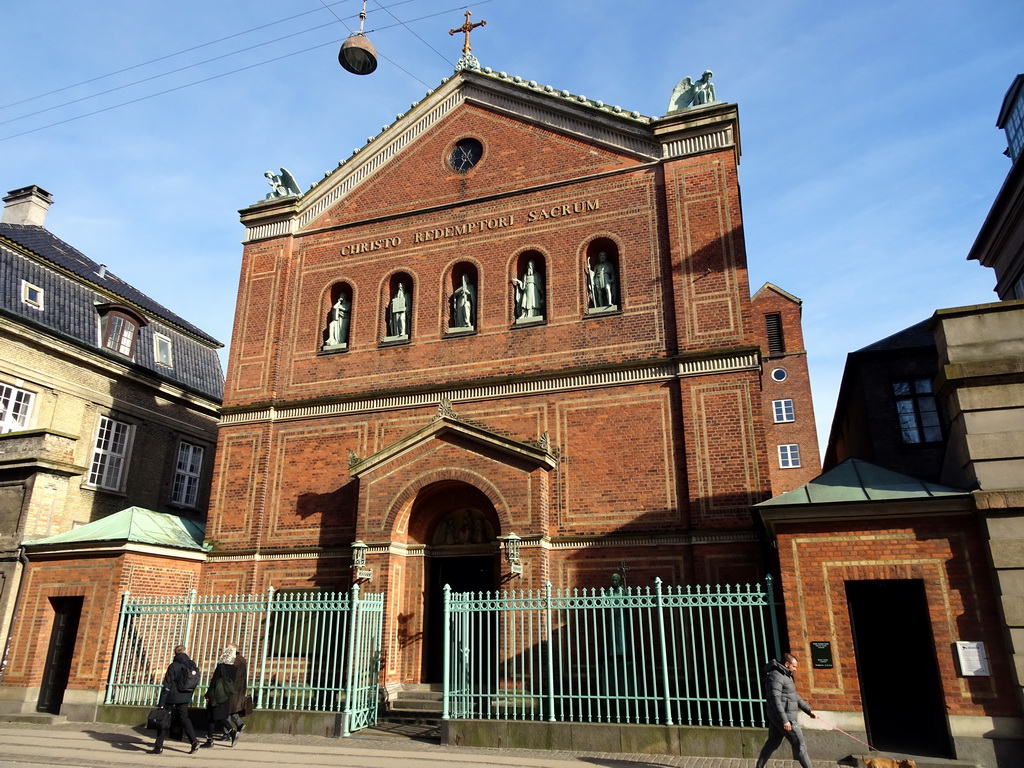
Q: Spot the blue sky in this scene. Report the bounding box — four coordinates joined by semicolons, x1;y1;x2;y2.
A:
3;0;1021;456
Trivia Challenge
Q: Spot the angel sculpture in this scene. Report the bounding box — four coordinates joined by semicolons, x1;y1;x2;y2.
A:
264;168;302;199
667;76;694;113
666;70;716;113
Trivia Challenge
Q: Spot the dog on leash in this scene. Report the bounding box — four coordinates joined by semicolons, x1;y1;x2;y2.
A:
865;759;916;768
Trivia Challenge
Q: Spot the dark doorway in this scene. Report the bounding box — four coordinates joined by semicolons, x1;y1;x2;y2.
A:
36;596;83;714
846;580;954;758
425;555;494;682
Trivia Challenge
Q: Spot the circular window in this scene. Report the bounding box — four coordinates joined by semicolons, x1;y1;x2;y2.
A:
770;368;788;382
448;138;483;173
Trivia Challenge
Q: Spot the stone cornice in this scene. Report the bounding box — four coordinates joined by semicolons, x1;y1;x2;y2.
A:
220;349;760;426
202;529;760;563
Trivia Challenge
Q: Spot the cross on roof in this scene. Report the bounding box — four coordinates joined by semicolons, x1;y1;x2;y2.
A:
449;10;486;56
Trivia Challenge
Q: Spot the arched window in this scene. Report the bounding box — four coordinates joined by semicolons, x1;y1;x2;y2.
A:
511;252;546;324
447;263;478;334
383;272;412;342
583;239;620;314
322;283;353;351
96;304;147;358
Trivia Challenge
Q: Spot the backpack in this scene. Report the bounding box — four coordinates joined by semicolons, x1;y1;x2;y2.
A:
177;659;201;693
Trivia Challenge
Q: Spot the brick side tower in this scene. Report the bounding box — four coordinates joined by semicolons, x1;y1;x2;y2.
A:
208;67;775;685
751;283;821;493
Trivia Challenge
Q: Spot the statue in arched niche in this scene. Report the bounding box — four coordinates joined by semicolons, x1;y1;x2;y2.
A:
586;251;618;311
433;508;494;545
512;260;544;322
387;282;409;339
323;292;351;349
450;273;476;330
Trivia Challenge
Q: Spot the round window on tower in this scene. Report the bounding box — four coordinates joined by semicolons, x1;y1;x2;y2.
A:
770;368;788;382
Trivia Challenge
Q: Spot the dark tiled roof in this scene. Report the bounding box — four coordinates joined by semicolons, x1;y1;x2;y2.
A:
854;318;934;354
1;225;224;401
0;224;220;344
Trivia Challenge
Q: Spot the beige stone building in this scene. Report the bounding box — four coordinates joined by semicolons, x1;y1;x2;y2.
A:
0;185;223;713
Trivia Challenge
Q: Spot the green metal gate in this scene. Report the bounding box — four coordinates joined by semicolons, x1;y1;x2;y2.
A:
105;584;385;736
443;576;780;727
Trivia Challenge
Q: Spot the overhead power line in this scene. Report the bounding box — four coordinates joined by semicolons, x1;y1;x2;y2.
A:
0;0;496;143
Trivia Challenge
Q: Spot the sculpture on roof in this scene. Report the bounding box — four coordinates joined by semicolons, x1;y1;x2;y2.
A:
666;70;717;113
264;168;301;200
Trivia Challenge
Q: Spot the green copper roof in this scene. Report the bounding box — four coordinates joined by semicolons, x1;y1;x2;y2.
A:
756;458;971;507
23;506;205;551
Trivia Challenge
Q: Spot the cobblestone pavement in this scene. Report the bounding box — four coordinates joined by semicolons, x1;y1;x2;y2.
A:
0;721;825;768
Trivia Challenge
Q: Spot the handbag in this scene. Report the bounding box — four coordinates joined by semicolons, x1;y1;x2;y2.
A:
243;694;254;716
146;707;170;731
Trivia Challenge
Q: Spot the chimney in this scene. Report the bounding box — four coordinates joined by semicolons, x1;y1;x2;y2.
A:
2;185;54;226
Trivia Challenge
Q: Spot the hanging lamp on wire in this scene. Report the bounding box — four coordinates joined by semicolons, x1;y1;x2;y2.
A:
339;0;378;75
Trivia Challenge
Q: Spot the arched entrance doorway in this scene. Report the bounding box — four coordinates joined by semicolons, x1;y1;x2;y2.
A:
407;481;500;683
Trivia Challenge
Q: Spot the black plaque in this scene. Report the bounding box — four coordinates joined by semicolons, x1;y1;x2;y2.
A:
810;641;833;669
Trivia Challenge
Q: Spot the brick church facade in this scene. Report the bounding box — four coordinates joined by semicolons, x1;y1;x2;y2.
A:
204;63;804;686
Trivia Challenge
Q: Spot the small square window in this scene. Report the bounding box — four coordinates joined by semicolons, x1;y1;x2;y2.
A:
21;281;44;309
154;333;173;367
778;444;801;469
773;399;795;423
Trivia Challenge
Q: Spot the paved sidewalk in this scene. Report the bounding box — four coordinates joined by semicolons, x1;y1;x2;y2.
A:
0;721;819;768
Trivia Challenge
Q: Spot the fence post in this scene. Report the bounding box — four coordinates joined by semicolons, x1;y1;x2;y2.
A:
654;578;673;726
257;585;274;710
765;574;781;659
442;584;451;720
342;582;361;737
544;581;555;722
104;590;131;705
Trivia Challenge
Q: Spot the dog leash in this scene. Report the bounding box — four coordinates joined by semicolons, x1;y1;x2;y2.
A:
812;712;879;752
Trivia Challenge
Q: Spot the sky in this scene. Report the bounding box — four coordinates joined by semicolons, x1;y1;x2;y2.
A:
2;0;1022;457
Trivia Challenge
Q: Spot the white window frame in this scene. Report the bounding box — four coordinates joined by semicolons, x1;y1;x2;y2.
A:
170;441;204;508
772;399;795;423
87;415;135;492
154;332;174;367
20;280;44;310
0;383;35;433
778;444;801;469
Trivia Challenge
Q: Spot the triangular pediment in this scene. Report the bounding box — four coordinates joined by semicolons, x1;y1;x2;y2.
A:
290;68;661;232
349;411;556;478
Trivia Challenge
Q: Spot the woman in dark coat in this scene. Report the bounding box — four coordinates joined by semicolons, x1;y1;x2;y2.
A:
227;647;249;733
200;646;238;747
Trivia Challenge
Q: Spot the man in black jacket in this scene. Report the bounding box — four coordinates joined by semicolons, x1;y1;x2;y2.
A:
148;645;200;755
755;653;816;768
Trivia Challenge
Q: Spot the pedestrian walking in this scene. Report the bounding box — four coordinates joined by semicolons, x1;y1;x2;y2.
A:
148;645;200;755
200;646;239;748
755;653;816;768
227;645;250;734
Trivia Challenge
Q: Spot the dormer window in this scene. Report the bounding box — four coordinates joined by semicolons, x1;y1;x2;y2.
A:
96;304;147;359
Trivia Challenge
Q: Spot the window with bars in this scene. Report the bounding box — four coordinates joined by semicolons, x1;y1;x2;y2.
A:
87;415;134;491
171;441;204;508
0;384;35;433
765;313;785;356
893;378;942;443
778;444;801;468
773;399;795;423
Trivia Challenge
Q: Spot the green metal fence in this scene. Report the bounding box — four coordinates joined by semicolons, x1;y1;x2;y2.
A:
443;576;780;727
105;584;384;735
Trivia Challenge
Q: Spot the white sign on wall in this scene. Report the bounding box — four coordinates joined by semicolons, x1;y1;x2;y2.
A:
955;641;990;676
